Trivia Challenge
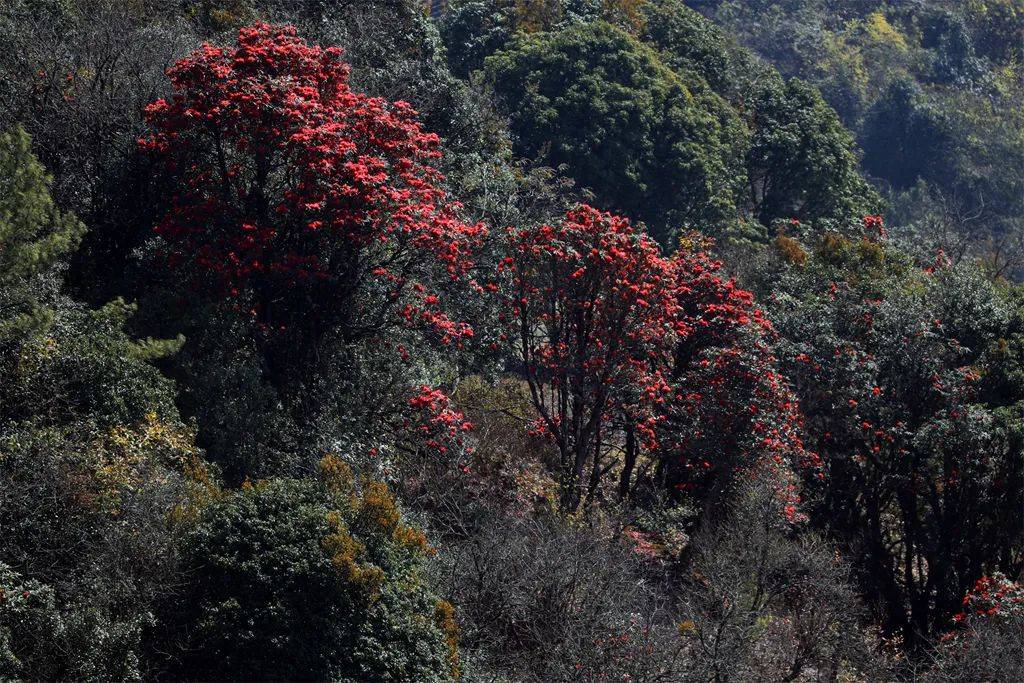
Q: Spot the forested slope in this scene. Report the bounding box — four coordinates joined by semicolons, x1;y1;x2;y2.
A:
691;0;1024;277
0;1;1021;681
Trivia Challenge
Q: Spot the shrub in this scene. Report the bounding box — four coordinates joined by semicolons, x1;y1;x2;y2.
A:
0;125;206;681
436;513;685;682
679;478;882;681
154;463;458;682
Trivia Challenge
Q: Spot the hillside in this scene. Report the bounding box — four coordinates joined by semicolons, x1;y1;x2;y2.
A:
692;0;1024;277
0;1;1022;681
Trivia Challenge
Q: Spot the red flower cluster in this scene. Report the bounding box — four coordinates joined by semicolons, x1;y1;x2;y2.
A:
501;206;813;515
406;385;473;455
862;214;887;239
953;573;1024;623
501;206;677;510
661;245;818;521
142;23;484;347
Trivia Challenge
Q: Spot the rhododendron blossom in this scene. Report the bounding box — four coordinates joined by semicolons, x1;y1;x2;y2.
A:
141;23;484;376
955;574;1024;623
502;208;814;516
501;206;677;512
657;246;818;522
935;573;1024;644
767;221;1022;645
404;385;473;454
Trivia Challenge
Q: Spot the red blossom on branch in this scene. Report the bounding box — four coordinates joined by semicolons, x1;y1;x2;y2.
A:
940;572;1024;647
404;385;473;455
141;23;484;364
500;207;813;516
956;573;1024;622
658;244;817;521
501;205;677;512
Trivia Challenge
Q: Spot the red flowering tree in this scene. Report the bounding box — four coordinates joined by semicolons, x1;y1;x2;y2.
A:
652;246;818;522
931;573;1024;676
954;574;1024;624
502;209;816;517
141;23;485;393
760;222;1024;649
501;206;678;512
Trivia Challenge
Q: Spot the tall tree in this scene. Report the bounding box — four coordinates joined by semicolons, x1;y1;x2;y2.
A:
746;77;877;229
501;205;678;511
485;21;746;245
0;126;83;293
654;243;817;521
142;22;485;396
758;223;1024;649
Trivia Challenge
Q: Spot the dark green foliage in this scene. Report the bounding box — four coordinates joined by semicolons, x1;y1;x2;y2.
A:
440;0;518;78
915;6;984;85
862;79;955;191
960;0;1024;64
451;2;877;243
753;231;1024;648
0;126;84;339
486;20;746;243
1;299;181;428
0;561;151;682
0;296;202;682
0;0;197;303
0;109;203;683
0;125;178;433
639;0;742;95
156;474;457;682
0;126;83;287
747;76;878;229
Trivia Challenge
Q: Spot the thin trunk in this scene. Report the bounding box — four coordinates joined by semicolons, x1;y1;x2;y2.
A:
618;424;638;500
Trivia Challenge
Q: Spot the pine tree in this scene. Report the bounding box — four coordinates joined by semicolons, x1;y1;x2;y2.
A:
0;126;84;339
0;126;84;287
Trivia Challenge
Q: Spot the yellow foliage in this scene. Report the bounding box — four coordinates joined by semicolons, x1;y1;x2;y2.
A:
394;523;432;555
774;235;808;266
357;480;401;532
515;0;562;32
603;0;648;32
318;453;355;495
672;231;716;257
434;599;461;679
820;32;868;93
815;232;854;265
813;232;906;284
100;412;220;522
355;479;434;554
185;0;254;30
318;464;433;591
12;335;57;381
323;511;386;601
855;239;887;269
861;11;908;51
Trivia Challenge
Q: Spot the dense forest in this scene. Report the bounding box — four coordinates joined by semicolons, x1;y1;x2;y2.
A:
0;0;1022;680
